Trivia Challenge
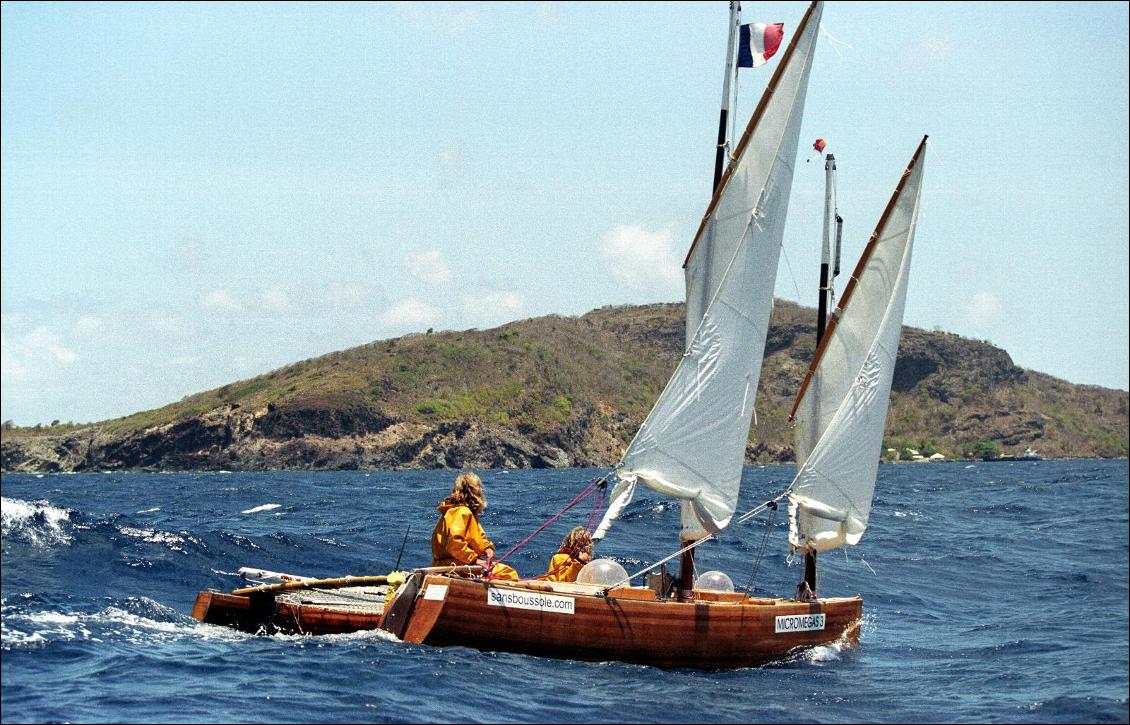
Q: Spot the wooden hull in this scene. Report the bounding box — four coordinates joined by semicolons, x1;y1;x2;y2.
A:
192;574;862;669
191;590;386;635
398;575;862;669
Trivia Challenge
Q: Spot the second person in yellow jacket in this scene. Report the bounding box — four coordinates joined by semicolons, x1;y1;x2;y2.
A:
543;526;593;582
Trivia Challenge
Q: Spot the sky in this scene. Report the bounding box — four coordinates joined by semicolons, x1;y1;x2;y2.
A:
2;1;1128;426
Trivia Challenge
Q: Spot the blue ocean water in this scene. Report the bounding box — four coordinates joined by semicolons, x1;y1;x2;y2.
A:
2;460;1127;724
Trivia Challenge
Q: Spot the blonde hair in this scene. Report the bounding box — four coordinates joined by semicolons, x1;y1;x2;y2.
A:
444;471;487;515
559;526;593;558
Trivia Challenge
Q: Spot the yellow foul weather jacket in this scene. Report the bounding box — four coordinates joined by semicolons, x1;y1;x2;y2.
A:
544;552;585;583
431;503;493;566
431;502;519;579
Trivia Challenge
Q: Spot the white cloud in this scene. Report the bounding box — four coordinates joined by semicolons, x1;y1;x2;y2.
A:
71;316;103;337
259;286;290;312
325;282;376;306
151;314;194;338
381;298;443;331
0;328;77;384
408;250;454;286
397;2;482;35
962;291;1003;328
25;327;77;364
0;333;28;381
461;289;525;328
599;224;683;298
918;34;954;61
201;289;242;313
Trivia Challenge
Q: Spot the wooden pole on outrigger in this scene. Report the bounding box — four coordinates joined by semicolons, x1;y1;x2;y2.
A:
232;574;391;596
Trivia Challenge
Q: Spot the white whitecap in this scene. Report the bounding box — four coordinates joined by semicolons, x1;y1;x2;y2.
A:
118;526;198;553
241;503;282;514
1;599;249;650
1;497;73;547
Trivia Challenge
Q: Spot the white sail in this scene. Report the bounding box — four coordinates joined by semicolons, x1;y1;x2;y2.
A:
788;137;928;553
594;2;823;541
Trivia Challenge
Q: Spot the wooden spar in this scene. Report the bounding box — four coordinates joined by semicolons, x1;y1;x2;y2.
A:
805;152;838;597
817;154;837;342
231;574;390;596
684;0;743;585
713;1;740;193
678;541;696;601
788;135;929;422
684;0;819;269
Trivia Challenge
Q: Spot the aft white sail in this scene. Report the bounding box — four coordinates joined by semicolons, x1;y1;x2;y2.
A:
595;2;824;540
788;137;928;553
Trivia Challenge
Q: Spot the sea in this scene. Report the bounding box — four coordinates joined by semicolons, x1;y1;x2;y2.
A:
2;460;1127;724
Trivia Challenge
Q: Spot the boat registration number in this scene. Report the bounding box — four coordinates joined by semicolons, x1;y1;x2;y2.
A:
486;587;575;615
775;613;826;633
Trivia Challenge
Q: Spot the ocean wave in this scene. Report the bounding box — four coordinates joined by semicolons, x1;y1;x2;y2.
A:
1;597;247;650
1;497;73;548
241;503;283;514
118;526;203;554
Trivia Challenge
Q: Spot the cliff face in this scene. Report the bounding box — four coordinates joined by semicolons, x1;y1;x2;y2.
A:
3;301;1127;473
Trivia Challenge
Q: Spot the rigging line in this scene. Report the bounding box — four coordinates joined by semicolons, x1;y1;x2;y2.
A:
779;244;805;305
818;22;852;59
607;491;790;589
743;499;778;593
495;476;604;564
729;65;741;155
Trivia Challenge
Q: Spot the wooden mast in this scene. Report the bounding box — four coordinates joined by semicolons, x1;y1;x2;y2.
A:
681;1;742;601
803;151;838;598
790;135;929;599
788;135;930;423
713;2;740;193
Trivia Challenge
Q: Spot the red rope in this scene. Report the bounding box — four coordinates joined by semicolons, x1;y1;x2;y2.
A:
492;477;606;568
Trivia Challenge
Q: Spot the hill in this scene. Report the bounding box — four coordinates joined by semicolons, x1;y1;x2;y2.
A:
2;300;1127;473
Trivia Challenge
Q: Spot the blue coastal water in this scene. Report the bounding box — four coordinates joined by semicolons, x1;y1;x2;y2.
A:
2;461;1127;724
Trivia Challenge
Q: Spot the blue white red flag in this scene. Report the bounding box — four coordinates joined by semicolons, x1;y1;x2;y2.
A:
737;22;785;68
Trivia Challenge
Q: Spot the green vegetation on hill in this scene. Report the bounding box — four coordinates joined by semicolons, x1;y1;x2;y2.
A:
2;301;1127;472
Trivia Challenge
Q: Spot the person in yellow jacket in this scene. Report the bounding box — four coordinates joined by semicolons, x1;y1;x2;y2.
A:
431;471;519;580
543;526;593;582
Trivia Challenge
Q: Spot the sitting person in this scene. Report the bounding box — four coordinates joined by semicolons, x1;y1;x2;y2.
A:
431;471;519;580
543;526;593;582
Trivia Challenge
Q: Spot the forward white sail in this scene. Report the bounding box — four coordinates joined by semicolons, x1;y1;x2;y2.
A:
595;2;824;540
788;137;928;553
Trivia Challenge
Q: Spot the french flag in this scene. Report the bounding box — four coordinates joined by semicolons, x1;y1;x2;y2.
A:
737;22;785;68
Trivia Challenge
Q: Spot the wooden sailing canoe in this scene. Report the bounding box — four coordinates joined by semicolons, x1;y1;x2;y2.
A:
192;570;861;669
391;574;862;669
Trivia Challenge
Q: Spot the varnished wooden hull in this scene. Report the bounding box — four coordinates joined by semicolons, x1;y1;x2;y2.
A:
396;575;862;669
191;590;386;635
192;574;862;669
